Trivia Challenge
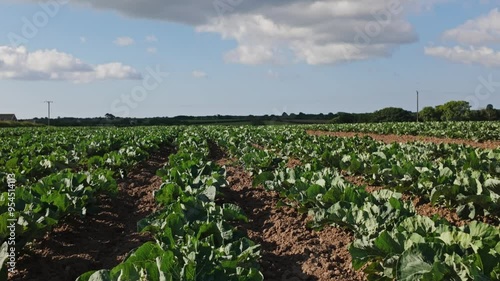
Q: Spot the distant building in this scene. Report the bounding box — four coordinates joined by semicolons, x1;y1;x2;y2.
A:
0;114;17;121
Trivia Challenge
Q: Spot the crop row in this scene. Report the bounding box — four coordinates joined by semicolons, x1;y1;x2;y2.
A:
77;128;263;281
0;127;177;274
0;127;179;186
208;126;500;280
1;125;499;280
238;126;500;220
305;122;500;141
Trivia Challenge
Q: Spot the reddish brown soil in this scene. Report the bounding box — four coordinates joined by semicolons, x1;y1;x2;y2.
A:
207;139;365;281
399;195;467;227
307;131;499;226
10;147;173;281
223;165;365;281
252;143;266;150
341;172;469;227
287;157;303;169
343;174;385;193
343;174;498;227
306;130;500;150
404;195;498;227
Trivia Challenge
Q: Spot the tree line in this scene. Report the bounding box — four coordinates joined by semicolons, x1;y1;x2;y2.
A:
331;101;499;123
419;101;498;122
17;100;500;127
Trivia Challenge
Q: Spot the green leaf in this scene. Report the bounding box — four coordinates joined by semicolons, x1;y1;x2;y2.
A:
240;268;264;281
197;222;223;246
306;184;325;200
398;247;433;281
80;270;112;281
155;183;182;205
0;242;9;279
5;158;18;170
484;178;500;193
421;262;451;281
252;172;274;187
349;242;379;270
374;231;403;255
126;242;165;263
202;185;217;202
223;204;248;222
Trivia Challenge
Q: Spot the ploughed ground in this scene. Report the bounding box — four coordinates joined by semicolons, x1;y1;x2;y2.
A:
209;142;365;281
10;147;172;281
306;130;500;150
345;174;499;227
254;145;488;229
306;130;499;226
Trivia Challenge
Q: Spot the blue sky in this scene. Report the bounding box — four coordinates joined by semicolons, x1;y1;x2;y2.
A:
0;0;499;119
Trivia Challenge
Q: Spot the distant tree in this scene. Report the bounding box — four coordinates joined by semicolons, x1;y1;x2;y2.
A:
483;104;497;120
331;112;356;123
372;107;413;122
436;101;471;121
419;106;440;121
281;112;289;117
105;113;116;119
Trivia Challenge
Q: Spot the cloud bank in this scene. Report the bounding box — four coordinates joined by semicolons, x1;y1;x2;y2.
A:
0;46;142;83
425;8;500;67
23;0;448;65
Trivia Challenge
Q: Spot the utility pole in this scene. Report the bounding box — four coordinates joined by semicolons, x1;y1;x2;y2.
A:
44;101;53;126
416;91;419;122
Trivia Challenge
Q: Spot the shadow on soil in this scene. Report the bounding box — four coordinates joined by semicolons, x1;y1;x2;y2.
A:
10;146;174;281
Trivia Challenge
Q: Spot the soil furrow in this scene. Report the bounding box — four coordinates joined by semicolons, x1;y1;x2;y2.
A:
209;142;365;281
306;130;500;150
345;173;498;227
224;166;363;281
10;147;173;281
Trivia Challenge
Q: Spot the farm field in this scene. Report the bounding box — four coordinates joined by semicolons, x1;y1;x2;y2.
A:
306;122;500;142
1;123;500;281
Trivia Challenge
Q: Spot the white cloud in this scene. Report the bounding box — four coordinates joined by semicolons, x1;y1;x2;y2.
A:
146;35;158;42
42;0;446;25
426;8;500;67
80;36;87;43
21;0;447;65
197;4;418;65
0;46;142;83
192;70;207;78
147;47;157;54
224;45;280;65
442;8;500;45
424;46;500;67
114;36;135;46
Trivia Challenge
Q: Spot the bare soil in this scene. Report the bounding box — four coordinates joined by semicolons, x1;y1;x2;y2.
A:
306;130;500;150
306;130;500;226
210;143;365;281
10;147;173;281
345;174;499;227
343;174;385;193
402;195;467;227
404;195;498;227
287;158;303;169
224;166;364;281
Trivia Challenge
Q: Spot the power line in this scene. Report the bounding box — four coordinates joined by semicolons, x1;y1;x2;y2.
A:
44;101;53;126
